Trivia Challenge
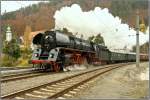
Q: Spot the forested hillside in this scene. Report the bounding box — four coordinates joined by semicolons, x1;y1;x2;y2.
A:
2;0;148;38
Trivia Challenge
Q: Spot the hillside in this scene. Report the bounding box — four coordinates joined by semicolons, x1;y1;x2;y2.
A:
1;0;148;37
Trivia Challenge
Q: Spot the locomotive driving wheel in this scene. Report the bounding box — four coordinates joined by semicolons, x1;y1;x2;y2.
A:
52;62;60;72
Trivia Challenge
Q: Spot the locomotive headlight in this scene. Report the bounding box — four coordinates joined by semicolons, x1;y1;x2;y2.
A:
34;53;38;57
49;53;54;58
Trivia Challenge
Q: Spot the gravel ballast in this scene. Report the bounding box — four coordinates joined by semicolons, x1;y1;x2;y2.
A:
74;62;149;99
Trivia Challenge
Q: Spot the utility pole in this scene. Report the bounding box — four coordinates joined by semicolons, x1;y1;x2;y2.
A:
136;10;140;68
0;1;1;62
0;28;2;60
149;0;150;66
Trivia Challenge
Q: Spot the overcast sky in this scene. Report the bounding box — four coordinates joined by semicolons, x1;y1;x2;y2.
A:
1;1;48;14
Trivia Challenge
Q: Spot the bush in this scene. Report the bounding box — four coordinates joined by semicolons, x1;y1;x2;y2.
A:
17;57;31;67
21;47;32;59
1;55;17;67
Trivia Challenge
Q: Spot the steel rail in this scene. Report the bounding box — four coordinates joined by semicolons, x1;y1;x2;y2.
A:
1;72;50;82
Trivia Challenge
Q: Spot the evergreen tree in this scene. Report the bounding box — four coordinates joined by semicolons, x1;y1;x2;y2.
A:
3;39;21;59
58;28;73;36
88;35;94;42
94;34;105;45
88;34;105;45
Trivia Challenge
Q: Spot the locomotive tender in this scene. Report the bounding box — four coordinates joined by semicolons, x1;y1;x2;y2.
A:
29;30;148;72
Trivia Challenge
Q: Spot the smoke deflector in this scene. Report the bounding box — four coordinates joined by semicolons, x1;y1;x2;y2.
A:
32;33;43;45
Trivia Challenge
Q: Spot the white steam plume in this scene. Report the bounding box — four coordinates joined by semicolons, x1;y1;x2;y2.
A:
54;4;149;51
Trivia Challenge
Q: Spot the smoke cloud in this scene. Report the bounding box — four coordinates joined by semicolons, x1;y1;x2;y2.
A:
54;4;149;51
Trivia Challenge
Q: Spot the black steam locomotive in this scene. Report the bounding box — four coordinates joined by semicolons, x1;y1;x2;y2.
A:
29;30;148;72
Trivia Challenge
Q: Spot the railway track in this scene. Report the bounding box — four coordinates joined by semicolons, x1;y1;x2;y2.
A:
0;67;33;71
1;71;51;83
1;63;132;99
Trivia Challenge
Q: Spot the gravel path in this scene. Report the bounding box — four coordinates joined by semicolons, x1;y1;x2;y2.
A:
74;62;149;99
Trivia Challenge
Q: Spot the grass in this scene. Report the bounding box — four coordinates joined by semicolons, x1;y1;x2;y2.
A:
15;57;31;67
0;54;32;68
